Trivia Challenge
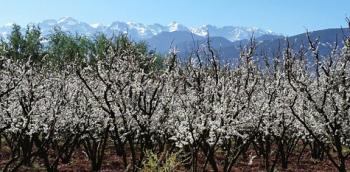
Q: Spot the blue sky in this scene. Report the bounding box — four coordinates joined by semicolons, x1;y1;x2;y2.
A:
0;0;349;35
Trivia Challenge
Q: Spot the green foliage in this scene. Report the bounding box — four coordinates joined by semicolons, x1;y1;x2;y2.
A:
91;33;110;63
8;24;25;60
151;53;165;71
0;24;44;65
0;24;166;71
24;25;43;63
141;150;180;172
46;27;94;68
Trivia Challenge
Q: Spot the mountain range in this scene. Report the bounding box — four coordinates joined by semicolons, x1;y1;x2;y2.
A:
0;17;276;42
0;17;348;60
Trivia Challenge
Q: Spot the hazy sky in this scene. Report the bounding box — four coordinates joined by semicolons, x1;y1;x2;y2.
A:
0;0;349;35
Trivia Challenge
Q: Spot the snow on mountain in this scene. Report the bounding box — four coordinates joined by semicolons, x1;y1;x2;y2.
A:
57;17;79;25
90;23;103;29
108;21;129;35
148;23;167;35
0;17;278;41
191;25;275;41
168;21;189;32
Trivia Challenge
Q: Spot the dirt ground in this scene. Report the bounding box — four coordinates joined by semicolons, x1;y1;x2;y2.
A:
1;145;349;172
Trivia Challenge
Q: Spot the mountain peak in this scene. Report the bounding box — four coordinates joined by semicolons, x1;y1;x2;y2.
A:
0;17;277;41
57;17;79;25
168;21;188;32
90;23;103;28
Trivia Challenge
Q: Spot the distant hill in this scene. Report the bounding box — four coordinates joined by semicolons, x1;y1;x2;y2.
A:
154;28;350;63
220;28;350;61
146;31;203;53
146;31;282;56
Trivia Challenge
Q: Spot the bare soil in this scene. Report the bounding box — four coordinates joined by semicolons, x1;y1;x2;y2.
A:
1;144;349;171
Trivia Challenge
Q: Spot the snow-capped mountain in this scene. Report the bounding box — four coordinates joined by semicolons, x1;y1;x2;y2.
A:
0;17;278;41
191;25;274;41
168;21;189;32
40;17;96;36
